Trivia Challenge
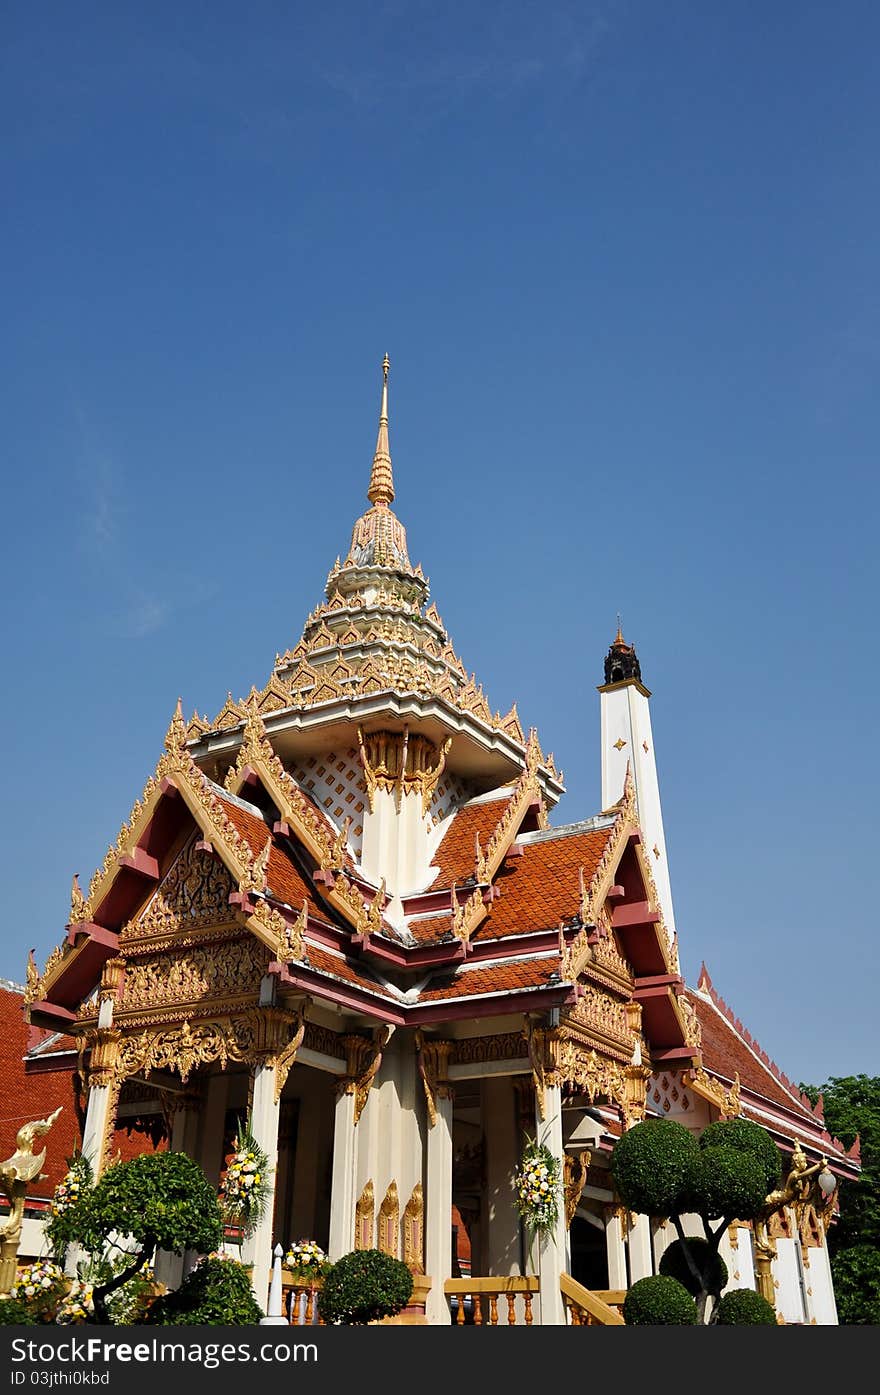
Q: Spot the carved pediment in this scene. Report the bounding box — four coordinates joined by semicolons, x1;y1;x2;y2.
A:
119;937;271;1014
123;836;238;943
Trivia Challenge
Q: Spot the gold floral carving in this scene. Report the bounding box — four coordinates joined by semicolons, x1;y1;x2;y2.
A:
339;1028;390;1124
682;1067;741;1119
69;874;90;925
111;1007;301;1085
524;1023;630;1121
124;838;238;942
449;1033;528;1067
273;1012;306;1103
356;727;452;814
355;1181;375;1251
377;1180;400;1259
563;987;634;1059
450;883;486;943
86;1028;122;1089
402;1184;424;1273
118;938;270;1014
302;1021;346;1061
98;958;126;1004
564;1150;592;1228
414;1033;453;1127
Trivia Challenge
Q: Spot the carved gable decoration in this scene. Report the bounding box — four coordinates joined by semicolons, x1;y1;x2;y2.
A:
125;837;237;942
120;937;271;1014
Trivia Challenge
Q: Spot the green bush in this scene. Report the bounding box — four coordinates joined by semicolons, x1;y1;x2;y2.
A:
700;1118;781;1192
146;1257;263;1326
659;1238;728;1297
623;1275;697;1326
714;1288;777;1325
611;1119;700;1217
687;1146;768;1220
318;1249;413;1325
0;1297;38;1324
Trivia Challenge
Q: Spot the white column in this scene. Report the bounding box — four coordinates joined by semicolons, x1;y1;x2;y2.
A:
425;1094;453;1325
483;1077;521;1280
81;1086;113;1180
628;1213;653;1281
605;1209;628;1289
196;1073;229;1188
328;1089;357;1260
241;1063;281;1311
535;1085;568;1324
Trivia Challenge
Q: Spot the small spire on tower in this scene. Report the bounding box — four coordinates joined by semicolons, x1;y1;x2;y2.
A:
615;613;625;645
367;353;394;507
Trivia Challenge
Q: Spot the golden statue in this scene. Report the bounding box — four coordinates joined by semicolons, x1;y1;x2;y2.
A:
0;1107;63;1294
753;1140;833;1318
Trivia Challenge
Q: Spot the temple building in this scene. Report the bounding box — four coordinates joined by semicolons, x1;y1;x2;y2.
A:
14;359;860;1324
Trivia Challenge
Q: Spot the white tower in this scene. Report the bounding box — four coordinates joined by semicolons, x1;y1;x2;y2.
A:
598;626;676;945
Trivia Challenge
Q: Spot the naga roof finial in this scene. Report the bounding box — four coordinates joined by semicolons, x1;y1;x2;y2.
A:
367;353;394;507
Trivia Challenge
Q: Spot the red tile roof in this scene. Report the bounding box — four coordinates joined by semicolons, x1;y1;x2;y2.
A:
471;826;615;941
431;795;513;884
302;942;398;1000
418;955;560;1002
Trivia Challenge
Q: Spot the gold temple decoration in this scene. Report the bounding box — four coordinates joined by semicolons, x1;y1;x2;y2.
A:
355;1180;375;1251
564;1150;592;1229
682;1067;741;1119
0;1108;63;1294
414;1033;453;1127
402;1183;424;1273
340;1028;390;1124
377;1180;400;1258
69;874;89;925
357;727;452;814
753;1140;838;1317
273;1011;306;1103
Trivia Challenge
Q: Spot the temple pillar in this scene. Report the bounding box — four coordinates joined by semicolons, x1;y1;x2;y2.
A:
483;1077;521;1281
535;1084;567;1324
329;1088;358;1259
627;1212;653;1281
155;1097;201;1290
605;1207;628;1290
425;1092;453;1324
241;1062;281;1311
196;1072;229;1189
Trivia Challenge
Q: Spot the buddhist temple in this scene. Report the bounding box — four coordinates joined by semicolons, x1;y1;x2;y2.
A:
9;360;860;1324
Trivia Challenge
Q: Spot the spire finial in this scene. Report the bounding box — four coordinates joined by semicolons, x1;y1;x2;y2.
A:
615;613;624;645
367;354;394;507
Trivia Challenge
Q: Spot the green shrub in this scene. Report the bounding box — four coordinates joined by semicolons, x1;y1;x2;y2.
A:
687;1146;768;1220
318;1249;413;1325
0;1297;38;1325
623;1275;697;1326
146;1257;263;1326
659;1238;728;1297
714;1288;777;1325
611;1119;700;1217
700;1118;781;1192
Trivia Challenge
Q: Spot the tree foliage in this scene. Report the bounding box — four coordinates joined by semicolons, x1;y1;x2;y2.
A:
800;1074;880;1325
659;1238;727;1298
611;1117;779;1323
146;1257;263;1326
714;1288;777;1325
623;1275;697;1326
318;1249;413;1325
48;1152;223;1323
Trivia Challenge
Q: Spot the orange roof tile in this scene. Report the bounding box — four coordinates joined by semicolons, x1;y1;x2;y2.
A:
419;955;560;1002
302;942;397;1000
431;795;513;884
472;826;615;941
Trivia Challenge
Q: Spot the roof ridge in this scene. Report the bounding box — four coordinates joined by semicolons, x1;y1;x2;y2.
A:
695;964;821;1118
518;816;617;845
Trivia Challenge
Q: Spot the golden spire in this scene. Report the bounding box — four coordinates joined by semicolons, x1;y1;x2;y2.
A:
615;613;625;645
367;353;394;507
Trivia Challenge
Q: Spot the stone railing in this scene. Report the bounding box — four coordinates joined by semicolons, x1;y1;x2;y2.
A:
560;1273;625;1325
444;1276;539;1325
281;1273;325;1326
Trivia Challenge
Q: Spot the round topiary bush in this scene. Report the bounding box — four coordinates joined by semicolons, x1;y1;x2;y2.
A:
659;1237;728;1297
700;1118;781;1192
0;1297;37;1324
623;1275;697;1326
611;1119;700;1217
146;1257;263;1326
687;1146;768;1220
714;1288;777;1325
318;1249;413;1325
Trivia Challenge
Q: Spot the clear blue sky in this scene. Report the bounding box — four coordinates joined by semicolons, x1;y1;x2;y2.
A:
2;2;877;1087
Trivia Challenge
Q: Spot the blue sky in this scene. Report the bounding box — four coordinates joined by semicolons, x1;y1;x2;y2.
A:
2;1;877;1088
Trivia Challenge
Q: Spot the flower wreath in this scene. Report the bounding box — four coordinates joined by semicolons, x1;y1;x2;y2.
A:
512;1134;562;1238
218;1119;272;1238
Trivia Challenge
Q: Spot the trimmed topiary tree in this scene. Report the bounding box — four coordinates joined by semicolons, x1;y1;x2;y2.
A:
715;1288;777;1325
0;1297;38;1324
611;1116;784;1324
659;1238;728;1299
47;1151;223;1323
146;1257;263;1326
318;1249;413;1325
623;1275;697;1326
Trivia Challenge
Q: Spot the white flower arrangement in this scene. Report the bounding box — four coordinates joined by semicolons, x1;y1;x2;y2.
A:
218;1120;272;1238
55;1280;94;1325
12;1259;68;1316
513;1135;562;1238
283;1240;330;1281
50;1153;93;1219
